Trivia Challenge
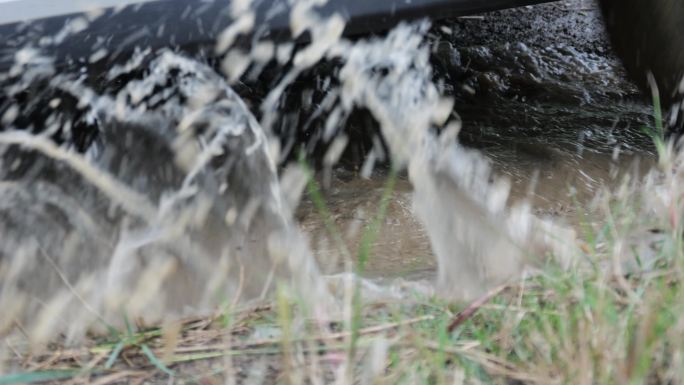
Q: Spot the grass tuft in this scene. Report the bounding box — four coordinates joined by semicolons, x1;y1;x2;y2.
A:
2;105;684;384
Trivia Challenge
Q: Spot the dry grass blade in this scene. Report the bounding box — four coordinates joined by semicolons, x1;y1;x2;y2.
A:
447;284;509;332
88;370;148;385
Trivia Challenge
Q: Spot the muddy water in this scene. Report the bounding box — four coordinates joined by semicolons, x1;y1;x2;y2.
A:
298;0;657;278
298;174;436;278
298;148;654;278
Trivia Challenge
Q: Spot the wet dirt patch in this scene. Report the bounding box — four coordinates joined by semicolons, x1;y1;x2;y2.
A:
297;173;436;279
298;144;655;279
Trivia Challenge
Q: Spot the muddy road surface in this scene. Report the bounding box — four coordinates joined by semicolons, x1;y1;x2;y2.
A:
297;0;656;278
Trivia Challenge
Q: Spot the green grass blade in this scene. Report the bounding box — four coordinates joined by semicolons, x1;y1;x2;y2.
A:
104;340;125;369
141;344;175;377
298;152;351;261
0;370;79;385
357;166;398;272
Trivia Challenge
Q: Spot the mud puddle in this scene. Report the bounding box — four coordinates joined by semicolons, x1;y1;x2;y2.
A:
297;172;436;279
298;147;654;279
298;0;657;279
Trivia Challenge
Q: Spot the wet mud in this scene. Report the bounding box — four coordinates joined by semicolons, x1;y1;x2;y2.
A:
298;0;657;278
297;173;436;279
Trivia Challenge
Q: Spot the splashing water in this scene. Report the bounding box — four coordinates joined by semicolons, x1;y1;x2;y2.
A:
329;22;578;299
0;0;581;348
0;49;331;343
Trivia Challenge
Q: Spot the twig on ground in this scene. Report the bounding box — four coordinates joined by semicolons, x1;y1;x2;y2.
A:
447;284;509;332
172;314;435;355
89;370;148;385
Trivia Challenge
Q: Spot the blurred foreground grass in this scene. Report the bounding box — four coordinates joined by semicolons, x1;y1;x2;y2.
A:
2;115;684;385
4;241;684;385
